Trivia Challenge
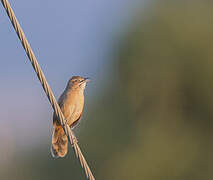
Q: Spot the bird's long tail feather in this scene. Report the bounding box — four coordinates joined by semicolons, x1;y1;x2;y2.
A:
51;125;68;158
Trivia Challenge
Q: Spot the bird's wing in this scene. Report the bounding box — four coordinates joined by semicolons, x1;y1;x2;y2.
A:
53;91;66;125
70;113;82;129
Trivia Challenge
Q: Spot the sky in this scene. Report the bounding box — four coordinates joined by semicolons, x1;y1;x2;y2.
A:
0;0;145;154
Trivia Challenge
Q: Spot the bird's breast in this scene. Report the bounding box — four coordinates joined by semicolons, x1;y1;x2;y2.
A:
64;91;84;126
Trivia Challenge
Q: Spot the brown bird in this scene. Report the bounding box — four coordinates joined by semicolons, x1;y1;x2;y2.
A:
51;76;90;158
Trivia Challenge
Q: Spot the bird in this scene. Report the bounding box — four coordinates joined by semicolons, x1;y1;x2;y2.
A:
51;76;90;158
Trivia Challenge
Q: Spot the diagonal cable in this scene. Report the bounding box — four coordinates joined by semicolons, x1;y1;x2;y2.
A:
1;0;95;180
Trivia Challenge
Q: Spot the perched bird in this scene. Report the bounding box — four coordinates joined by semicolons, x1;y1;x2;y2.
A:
51;76;90;158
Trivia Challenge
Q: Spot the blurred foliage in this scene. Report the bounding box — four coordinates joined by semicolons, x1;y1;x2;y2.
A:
101;1;213;179
1;0;213;180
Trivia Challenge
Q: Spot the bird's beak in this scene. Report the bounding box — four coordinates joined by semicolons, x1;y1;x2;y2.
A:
84;77;90;83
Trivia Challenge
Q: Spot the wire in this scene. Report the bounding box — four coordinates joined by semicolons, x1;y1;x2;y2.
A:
1;0;95;179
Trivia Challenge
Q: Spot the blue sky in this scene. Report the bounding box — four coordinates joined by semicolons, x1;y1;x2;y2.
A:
0;0;145;154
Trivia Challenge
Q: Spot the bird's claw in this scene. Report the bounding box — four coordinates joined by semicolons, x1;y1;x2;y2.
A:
71;136;78;147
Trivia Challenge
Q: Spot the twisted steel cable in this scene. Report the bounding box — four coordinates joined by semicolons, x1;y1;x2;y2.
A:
1;0;95;179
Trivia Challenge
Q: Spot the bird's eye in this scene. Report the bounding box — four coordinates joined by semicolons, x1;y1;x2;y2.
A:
71;79;77;83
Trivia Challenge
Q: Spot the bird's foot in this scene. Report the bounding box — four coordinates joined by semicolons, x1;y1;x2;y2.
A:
71;136;78;146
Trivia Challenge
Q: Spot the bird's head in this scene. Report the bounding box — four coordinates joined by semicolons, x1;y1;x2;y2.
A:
67;76;90;90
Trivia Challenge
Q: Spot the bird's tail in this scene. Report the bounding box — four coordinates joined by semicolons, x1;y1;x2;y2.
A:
51;124;68;158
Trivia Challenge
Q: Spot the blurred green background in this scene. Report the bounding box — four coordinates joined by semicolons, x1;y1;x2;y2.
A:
1;0;213;179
